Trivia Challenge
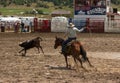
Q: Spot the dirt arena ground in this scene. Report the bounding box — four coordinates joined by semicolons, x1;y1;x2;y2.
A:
0;32;119;83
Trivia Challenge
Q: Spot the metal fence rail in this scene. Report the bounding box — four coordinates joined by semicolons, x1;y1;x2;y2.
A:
106;19;120;32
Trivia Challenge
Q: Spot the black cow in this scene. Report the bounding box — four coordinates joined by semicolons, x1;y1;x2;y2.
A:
19;37;44;56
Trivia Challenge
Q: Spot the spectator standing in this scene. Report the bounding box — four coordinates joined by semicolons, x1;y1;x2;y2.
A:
25;18;30;32
21;21;25;32
1;21;5;32
14;21;20;33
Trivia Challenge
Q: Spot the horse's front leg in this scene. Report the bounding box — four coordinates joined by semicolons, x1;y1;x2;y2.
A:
73;57;79;71
76;56;84;69
64;55;70;68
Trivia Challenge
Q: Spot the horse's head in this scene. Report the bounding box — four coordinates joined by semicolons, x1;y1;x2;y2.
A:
54;36;64;49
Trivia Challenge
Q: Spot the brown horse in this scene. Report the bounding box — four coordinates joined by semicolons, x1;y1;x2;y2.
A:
54;36;93;69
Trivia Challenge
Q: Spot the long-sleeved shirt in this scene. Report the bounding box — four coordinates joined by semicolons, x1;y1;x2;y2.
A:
65;27;85;38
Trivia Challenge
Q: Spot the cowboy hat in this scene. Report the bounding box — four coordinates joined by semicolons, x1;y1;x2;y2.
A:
69;23;75;27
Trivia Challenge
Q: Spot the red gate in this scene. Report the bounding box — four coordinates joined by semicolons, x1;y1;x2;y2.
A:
86;18;104;33
34;19;51;32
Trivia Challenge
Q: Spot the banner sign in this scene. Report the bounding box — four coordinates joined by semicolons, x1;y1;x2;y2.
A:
74;0;106;15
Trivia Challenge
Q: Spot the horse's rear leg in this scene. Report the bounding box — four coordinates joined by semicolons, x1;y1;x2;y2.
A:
75;56;88;71
80;46;93;67
73;57;79;71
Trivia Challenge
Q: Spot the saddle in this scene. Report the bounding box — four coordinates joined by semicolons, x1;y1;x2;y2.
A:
64;40;77;54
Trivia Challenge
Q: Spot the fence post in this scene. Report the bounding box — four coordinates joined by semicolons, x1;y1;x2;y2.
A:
86;18;92;37
86;18;90;32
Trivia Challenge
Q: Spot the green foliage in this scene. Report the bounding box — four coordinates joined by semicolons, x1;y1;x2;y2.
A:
111;0;120;5
36;9;43;14
26;3;31;7
44;0;73;7
12;0;25;5
0;0;119;17
36;2;49;8
0;0;7;7
24;9;50;15
0;0;73;8
0;0;119;7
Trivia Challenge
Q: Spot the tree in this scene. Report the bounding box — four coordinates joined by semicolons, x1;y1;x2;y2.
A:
111;0;120;5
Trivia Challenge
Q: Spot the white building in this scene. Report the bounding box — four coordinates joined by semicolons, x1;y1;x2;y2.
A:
51;16;68;32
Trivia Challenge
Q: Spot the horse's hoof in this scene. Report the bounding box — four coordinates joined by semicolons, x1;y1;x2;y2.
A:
68;65;71;69
22;53;26;56
66;65;71;69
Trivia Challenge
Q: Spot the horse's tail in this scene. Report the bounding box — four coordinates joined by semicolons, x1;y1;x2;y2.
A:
80;45;87;62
